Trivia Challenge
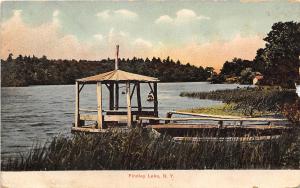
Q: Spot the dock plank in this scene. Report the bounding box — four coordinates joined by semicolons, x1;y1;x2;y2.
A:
139;116;287;122
148;124;288;130
169;111;288;121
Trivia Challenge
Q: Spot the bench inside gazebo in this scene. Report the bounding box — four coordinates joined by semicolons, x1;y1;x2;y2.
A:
72;47;159;132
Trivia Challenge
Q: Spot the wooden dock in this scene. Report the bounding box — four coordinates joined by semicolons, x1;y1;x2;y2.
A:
71;126;130;133
70;46;292;140
147;123;291;137
137;113;289;128
172;135;282;142
72;112;291;139
136;112;291;137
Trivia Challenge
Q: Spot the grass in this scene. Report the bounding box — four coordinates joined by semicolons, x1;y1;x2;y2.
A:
179;104;275;117
2;128;300;170
180;88;298;116
2;88;299;170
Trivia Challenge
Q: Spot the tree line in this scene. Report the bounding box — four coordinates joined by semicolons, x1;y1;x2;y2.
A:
2;21;298;87
1;55;213;87
214;21;300;88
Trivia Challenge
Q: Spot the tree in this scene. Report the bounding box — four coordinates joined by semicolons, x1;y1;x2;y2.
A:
262;21;300;88
205;67;215;78
239;68;255;85
16;55;23;61
253;48;267;73
6;53;13;62
41;55;47;60
219;58;253;77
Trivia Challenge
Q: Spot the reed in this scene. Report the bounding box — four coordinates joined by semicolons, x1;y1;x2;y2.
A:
2;128;300;170
180;88;298;116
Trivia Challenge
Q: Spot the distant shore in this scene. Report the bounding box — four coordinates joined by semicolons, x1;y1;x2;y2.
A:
1;56;213;87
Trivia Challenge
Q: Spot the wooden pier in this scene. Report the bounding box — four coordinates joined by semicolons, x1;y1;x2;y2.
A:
136;114;290;137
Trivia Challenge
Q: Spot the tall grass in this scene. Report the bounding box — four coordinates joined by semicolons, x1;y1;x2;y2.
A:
180;88;298;116
2;128;300;170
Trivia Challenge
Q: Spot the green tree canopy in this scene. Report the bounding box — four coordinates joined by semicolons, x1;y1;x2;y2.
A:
262;21;300;88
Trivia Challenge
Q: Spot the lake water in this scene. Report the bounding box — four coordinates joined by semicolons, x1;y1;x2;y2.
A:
1;82;248;158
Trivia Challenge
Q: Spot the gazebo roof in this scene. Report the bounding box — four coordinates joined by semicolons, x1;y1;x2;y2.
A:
77;69;159;83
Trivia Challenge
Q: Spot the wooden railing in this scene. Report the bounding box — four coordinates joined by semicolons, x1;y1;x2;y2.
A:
79;106;154;112
167;111;288;121
137;115;288;128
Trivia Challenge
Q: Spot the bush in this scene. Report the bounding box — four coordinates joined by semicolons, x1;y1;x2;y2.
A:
282;99;300;126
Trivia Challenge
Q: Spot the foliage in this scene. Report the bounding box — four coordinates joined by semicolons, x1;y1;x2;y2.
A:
180;88;298;116
217;57;262;85
282;99;300;126
220;58;254;77
252;48;268;73
2;128;300;170
1;56;211;87
239;68;255;85
216;22;300;88
261;22;300;88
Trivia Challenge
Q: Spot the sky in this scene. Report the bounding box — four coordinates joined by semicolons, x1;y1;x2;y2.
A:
0;0;299;70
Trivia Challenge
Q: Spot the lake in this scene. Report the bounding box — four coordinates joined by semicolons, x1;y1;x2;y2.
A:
1;82;248;158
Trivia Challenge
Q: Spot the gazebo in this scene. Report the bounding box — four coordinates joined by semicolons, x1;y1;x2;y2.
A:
72;45;159;132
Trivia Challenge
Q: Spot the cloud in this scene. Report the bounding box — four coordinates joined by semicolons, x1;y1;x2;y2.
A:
155;15;173;24
96;10;110;20
13;9;22;17
176;9;210;22
156;34;265;70
93;34;104;41
1;9;263;71
0;9;153;61
104;28;153;57
0;9;96;60
107;28;130;44
52;10;59;17
155;9;210;25
52;10;60;25
114;9;138;19
133;38;153;48
96;9;138;21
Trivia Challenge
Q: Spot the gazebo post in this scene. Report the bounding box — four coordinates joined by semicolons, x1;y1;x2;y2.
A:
96;82;103;129
136;83;142;112
115;83;119;110
126;82;132;127
75;81;79;127
109;83;114;110
114;45;119;110
153;82;158;117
